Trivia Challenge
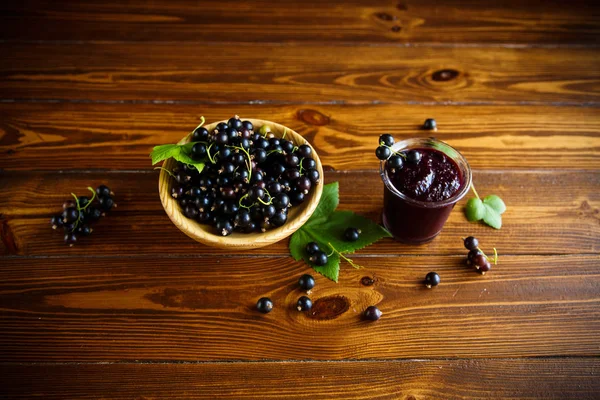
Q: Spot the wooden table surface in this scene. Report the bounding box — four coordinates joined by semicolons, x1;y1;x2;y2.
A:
1;1;599;398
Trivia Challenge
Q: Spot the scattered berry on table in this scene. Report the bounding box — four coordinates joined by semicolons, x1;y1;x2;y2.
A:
296;296;313;311
298;274;315;291
463;236;479;251
423;118;437;131
424;272;441;288
364;306;382;321
256;297;274;314
344;227;361;242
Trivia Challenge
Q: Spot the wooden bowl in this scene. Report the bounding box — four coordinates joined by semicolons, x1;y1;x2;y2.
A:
158;119;324;250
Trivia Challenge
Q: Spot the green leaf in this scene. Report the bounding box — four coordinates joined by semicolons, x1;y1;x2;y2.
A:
290;229;311;261
482;204;502;229
465;198;486;221
305;211;391;254
150;144;179;165
483;195;506;214
289;181;391;282
305;182;339;226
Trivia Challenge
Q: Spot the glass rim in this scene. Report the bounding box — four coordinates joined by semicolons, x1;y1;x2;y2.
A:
379;138;472;208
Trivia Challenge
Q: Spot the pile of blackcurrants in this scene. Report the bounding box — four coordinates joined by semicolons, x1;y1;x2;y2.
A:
170;116;320;236
464;236;496;274
304;227;361;266
50;185;115;246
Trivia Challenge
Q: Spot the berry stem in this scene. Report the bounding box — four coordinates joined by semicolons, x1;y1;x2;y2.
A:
327;243;363;269
154;166;176;179
281;128;287;140
470;182;481;200
493;247;498;265
238;194;252;209
81;187;96;211
185;116;205;140
227;145;252;182
206;142;217;164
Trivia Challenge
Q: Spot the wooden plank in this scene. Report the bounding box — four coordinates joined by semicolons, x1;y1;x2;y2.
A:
1;171;598;257
0;254;598;361
1;103;599;171
1;359;598;399
0;0;598;44
1;44;599;104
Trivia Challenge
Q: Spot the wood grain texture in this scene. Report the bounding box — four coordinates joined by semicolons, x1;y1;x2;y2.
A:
1;44;599;104
0;254;599;361
1;103;599;171
1;359;599;399
1;171;598;257
0;0;598;45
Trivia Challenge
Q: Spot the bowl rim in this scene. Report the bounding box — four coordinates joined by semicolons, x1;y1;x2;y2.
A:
158;118;324;249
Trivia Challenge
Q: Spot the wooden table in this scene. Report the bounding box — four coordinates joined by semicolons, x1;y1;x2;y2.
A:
1;1;599;398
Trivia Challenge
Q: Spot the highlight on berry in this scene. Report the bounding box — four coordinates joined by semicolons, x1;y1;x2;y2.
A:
50;185;115;247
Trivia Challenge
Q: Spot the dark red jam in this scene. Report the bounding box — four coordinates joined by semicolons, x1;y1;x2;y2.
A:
387;148;462;202
382;148;464;243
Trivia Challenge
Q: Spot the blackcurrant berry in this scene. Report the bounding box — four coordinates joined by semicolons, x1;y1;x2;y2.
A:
344;227;361;242
255;137;269;149
302;158;316;170
467;249;483;265
78;196;90;208
297;296;312;311
192;127;209;142
216;122;228;132
424;272;441;288
270;211;287;227
305;242;320;255
77;225;93;236
252;148;267;164
256;297;273;313
268;138;280;148
290;190;305;205
262;204;277;219
50;215;64;230
478;261;492;274
281;140;294;153
423;118;437;131
285;153;300;167
298;274;315;291
242;120;253;131
62;207;79;223
84;207;103;222
305;169;320;184
379;134;394;147
191;143;207;160
295;176;311;194
215;218;234;236
183;205;199;219
375;146;391;160
298;144;312;158
64;232;77;247
364;306;382;321
228;116;243;130
286;168;300;181
272;193;290;210
267;181;283;195
473;254;489;271
215;132;229;145
99;196;115;211
96;185;112;198
222;201;239;215
171;186;185;199
463;236;479;251
271;163;286;177
62;200;76;210
239;138;251;150
310;250;328;266
234;210;252;227
407;150;422;165
247;186;265;201
226;127;239;141
388;155;403;169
